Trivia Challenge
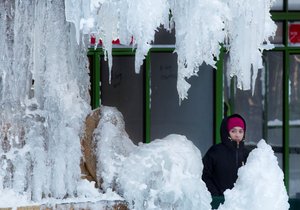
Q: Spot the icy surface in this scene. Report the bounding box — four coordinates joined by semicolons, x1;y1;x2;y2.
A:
218;140;289;210
0;179;123;208
65;0;91;44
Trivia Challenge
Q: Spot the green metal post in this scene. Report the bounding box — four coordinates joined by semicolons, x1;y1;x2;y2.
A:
145;52;151;143
93;51;100;109
283;50;290;193
215;47;224;144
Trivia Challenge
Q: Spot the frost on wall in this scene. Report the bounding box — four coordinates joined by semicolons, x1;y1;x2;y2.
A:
74;0;276;101
0;0;90;200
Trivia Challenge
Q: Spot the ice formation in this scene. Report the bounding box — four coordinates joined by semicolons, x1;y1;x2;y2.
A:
0;0;90;201
90;106;212;210
90;107;290;210
91;0;170;82
169;0;230;100
94;106;136;191
218;140;289;210
0;0;283;208
225;0;277;93
74;0;276;100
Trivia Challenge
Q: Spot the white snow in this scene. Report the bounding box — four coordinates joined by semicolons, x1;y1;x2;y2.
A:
268;119;300;126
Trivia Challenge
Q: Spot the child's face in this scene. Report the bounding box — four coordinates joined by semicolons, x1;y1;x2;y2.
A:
229;126;244;143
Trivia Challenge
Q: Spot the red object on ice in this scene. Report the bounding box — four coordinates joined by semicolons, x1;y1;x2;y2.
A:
289;23;300;44
97;39;120;45
90;36;133;45
90;35;96;45
130;36;134;45
112;39;120;44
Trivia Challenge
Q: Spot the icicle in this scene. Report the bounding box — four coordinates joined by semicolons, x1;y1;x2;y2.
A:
65;0;92;44
169;0;230;101
225;0;277;93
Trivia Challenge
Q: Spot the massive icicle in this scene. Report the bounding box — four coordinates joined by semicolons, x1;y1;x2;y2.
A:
91;0;170;82
225;0;277;92
169;0;229;101
65;0;92;44
0;0;90;200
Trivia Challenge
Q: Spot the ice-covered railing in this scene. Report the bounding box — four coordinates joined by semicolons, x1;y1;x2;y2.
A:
0;0;90;201
67;0;277;101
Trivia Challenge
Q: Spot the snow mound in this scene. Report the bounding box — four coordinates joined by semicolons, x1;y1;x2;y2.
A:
218;139;289;210
116;134;212;210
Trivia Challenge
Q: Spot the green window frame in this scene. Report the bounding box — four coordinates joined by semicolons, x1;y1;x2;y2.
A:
224;2;300;194
88;45;223;145
267;4;300;193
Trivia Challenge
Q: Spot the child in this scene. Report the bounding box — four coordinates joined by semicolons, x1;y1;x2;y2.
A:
202;114;250;196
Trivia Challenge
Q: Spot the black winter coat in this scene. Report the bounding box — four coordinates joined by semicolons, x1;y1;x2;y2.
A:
202;114;250;196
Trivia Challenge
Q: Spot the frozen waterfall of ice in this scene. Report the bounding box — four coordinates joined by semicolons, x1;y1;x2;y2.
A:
0;0;91;201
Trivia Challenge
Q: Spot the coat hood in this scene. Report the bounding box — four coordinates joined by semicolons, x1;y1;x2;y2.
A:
220;114;247;144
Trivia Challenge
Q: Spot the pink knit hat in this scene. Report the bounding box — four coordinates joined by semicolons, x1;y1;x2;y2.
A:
227;117;245;131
